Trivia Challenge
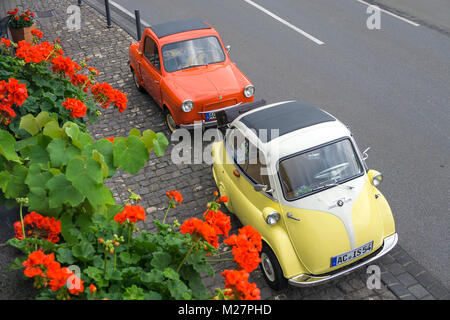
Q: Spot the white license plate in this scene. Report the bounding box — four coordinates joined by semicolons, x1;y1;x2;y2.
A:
330;241;373;267
205;112;216;120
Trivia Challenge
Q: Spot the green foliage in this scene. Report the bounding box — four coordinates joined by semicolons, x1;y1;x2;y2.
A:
0;112;168;232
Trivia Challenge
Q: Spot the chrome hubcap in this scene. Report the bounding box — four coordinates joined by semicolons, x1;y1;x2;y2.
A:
261;253;275;282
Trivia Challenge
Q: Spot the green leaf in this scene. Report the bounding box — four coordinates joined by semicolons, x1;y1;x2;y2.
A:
56;248;76;265
128;128;141;138
65;157;104;208
141;129;156;151
0;130;19;162
46;139;80;167
0;165;28;199
153;132;169;157
167;278;192;300
45;174;85;209
60;212;79;245
119;252;141;265
150;251;172;270
92;139;116;177
105;269;122;281
24;163;52;189
6;256;27;270
72;241;96;262
140;269;164;285
123;285;145;300
19;114;40;136
42;120;62;139
64;123;92;150
113;136;149;174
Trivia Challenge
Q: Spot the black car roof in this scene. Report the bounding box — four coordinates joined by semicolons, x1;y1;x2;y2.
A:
239;101;336;142
149;19;211;38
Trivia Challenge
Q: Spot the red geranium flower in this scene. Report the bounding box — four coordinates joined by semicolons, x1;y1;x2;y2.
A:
221;269;261;300
62;97;87;118
114;205;146;225
180;217;219;248
14;211;61;244
166;190;183;204
224;225;262;272
203;209;231;238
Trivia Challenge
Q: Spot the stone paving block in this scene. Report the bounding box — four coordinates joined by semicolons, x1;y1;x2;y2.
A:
408;283;430;299
397;272;418;287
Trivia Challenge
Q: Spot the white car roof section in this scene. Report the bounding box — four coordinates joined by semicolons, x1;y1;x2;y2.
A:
233;101;352;161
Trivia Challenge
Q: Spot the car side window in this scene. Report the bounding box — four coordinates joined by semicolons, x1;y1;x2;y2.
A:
226;128;272;190
143;36;160;70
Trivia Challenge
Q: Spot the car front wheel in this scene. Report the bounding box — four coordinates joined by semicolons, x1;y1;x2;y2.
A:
260;243;288;291
131;67;145;92
164;108;178;133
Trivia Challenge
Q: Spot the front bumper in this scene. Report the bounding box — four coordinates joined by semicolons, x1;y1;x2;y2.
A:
288;233;398;287
179;120;218;129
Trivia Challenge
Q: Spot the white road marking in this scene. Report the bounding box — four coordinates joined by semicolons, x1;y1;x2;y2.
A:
356;0;420;26
242;0;325;45
109;0;151;27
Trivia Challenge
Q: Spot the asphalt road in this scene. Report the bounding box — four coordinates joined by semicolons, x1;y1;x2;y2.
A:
109;0;450;289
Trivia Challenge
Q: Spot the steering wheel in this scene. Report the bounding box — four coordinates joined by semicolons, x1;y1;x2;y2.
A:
313;162;349;180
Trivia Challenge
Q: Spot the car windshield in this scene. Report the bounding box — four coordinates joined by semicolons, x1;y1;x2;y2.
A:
161;36;225;72
278;139;364;200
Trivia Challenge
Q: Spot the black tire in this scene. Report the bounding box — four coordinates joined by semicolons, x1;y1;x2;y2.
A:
260;243;288;291
131;67;145;92
164;108;178;133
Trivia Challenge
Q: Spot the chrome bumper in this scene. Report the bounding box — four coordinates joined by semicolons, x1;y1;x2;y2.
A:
179;120;218;129
288;233;398;287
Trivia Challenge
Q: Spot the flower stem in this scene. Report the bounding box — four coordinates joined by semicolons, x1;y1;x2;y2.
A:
177;243;194;273
127;224;132;253
19;203;26;240
211;250;232;257
162;205;171;224
206;258;234;263
103;250;107;277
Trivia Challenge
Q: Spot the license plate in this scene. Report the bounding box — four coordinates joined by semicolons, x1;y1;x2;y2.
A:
330;241;373;267
205;112;216;120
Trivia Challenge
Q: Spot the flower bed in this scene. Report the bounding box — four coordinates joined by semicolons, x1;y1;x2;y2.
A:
0;26;262;300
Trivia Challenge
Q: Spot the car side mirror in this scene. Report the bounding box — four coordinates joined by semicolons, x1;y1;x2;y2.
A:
362;147;371;161
226;45;231;53
254;184;274;195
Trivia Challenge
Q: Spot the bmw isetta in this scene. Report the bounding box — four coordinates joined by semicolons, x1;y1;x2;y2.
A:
211;100;398;290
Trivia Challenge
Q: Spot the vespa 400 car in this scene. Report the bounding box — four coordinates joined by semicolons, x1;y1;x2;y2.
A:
129;19;255;132
211;100;398;290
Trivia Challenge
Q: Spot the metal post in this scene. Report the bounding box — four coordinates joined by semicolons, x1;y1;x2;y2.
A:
105;0;112;28
135;10;142;40
77;0;82;6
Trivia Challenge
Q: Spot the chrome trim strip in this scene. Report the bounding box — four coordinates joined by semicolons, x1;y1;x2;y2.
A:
179;120;218;129
287;233;398;287
197;102;242;114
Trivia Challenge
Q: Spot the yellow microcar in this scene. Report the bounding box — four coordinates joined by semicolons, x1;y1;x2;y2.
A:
212;101;398;290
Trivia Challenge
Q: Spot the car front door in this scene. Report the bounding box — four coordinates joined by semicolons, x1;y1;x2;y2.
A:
140;35;162;105
223;128;280;227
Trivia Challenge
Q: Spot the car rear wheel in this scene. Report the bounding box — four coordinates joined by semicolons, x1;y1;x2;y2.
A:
164;108;178;133
260;243;288;291
131;67;145;92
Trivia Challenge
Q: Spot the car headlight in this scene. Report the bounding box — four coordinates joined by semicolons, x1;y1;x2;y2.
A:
244;85;255;98
265;211;281;225
181;100;193;112
372;173;383;187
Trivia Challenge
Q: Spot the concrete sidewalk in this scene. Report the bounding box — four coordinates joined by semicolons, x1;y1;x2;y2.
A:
0;0;448;300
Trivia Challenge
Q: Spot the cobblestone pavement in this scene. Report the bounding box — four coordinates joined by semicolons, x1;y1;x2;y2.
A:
0;0;448;300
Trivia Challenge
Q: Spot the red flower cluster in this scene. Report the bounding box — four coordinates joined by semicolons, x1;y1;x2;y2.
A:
224;225;262;272
70;73;91;93
0;78;28;123
23;251;84;296
62;97;87;118
91;82;127;113
14;211;61;243
0;38;11;48
114;205;146;225
180;217;219;248
221;269;260;300
31;28;43;39
203;209;231;238
51;55;81;77
105;136;114;143
15;40;55;64
166;190;183;205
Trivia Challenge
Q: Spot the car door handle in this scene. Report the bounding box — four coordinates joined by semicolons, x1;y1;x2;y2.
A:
233;169;240;178
154;80;159;84
287;212;301;221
